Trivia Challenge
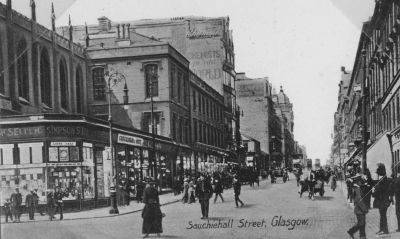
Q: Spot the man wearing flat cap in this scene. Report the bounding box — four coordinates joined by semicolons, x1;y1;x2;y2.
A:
347;174;368;239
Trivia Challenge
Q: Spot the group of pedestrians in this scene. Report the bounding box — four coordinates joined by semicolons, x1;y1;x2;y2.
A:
346;163;400;239
3;186;66;223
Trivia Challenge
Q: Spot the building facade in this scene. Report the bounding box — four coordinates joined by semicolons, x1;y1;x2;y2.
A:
59;15;239;156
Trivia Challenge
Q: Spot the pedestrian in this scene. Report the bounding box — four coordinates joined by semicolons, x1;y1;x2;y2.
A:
32;189;45;216
195;173;213;219
254;170;260;187
391;170;400;232
182;177;189;203
47;190;56;220
372;163;391;235
136;181;144;203
10;187;22;223
330;173;337;191
364;168;374;209
4;198;13;223
26;190;36;220
233;175;244;208
347;174;368;239
308;169;316;200
188;178;196;204
54;187;64;220
141;177;163;238
213;175;224;203
346;173;354;203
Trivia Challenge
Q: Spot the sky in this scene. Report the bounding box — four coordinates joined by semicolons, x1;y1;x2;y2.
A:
4;0;376;164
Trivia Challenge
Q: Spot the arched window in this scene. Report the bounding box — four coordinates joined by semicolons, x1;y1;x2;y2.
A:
92;68;105;100
40;48;51;106
0;35;4;94
17;39;29;100
145;64;158;98
59;58;69;109
76;66;83;113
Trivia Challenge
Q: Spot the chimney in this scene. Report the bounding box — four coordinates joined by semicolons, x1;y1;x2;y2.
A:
97;16;111;32
51;3;56;31
30;0;36;22
117;24;120;39
85;22;90;47
68;15;73;42
126;23;130;39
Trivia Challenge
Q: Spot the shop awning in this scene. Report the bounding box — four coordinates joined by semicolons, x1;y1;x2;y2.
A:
367;134;392;180
344;148;361;166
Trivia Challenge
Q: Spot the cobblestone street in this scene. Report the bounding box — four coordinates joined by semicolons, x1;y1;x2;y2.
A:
5;178;393;239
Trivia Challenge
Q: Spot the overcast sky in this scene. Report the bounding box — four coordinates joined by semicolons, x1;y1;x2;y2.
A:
5;0;376;164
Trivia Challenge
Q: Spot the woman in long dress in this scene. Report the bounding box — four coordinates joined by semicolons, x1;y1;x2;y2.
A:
142;178;163;238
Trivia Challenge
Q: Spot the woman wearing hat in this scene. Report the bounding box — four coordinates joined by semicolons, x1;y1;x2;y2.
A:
142;177;163;238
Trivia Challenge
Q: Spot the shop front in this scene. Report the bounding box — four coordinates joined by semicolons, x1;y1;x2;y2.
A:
0;116;111;210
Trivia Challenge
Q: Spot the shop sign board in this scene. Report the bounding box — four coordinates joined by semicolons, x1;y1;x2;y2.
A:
0;126;45;141
51;142;76;147
117;134;143;146
47;162;82;167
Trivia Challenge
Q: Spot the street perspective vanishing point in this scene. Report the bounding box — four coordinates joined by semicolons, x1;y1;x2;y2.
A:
1;0;400;239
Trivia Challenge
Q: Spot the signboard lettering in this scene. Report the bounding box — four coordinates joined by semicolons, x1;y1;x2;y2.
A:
0;126;44;139
50;142;76;147
117;134;143;146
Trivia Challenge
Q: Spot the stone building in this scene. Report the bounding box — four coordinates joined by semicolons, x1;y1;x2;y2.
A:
235;73;274;169
58;15;239;156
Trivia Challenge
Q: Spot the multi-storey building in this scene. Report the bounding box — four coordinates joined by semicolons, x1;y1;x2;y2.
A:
235;73;275;170
59;16;239;156
0;1;228;209
332;0;400;178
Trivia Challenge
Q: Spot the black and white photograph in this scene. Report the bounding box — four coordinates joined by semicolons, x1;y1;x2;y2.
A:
1;0;400;238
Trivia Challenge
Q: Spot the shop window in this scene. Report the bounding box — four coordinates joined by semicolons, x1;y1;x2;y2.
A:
142;112;161;135
0;144;14;165
83;146;93;163
48;166;82;200
40;48;52;106
59;58;69;110
18;143;43;164
145;64;158;98
92;67;106;100
17;39;29;100
0;35;4;94
48;145;80;162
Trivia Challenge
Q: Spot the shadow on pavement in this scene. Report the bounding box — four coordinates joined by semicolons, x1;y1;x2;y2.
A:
314;196;334;201
206;217;231;221
157;235;181;238
238;204;254;209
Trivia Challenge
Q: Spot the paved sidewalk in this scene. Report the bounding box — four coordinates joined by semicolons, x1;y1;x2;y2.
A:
338;180;399;238
1;192;181;224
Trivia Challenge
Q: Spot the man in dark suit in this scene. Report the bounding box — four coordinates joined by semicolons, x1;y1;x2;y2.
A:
10;187;22;223
195;173;213;219
392;171;400;232
372;163;392;235
347;174;368;239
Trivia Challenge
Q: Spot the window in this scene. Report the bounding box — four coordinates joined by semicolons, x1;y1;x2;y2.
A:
18;143;43;164
170;66;175;99
397;95;400;124
142;112;161;135
17;39;29;100
76;66;83;113
198;94;202;113
192;89;196;111
92;68;105;100
177;72;181;102
0;35;4;94
145;64;158;98
0;144;14;165
40;49;51;106
59;58;69;109
172;113;177;140
193;119;197;142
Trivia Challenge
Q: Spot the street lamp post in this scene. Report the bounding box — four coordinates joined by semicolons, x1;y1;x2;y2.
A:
106;70;129;215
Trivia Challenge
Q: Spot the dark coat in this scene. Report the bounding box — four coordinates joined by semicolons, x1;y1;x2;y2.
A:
233;180;241;195
25;194;35;208
10;192;22;207
141;186;163;234
213;179;223;194
353;185;368;214
372;176;391;209
195;178;213;201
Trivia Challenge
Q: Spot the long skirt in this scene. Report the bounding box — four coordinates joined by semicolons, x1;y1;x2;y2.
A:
142;205;163;234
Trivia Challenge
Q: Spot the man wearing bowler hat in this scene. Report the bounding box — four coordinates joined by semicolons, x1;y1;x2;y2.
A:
195;173;213;219
372;163;392;235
